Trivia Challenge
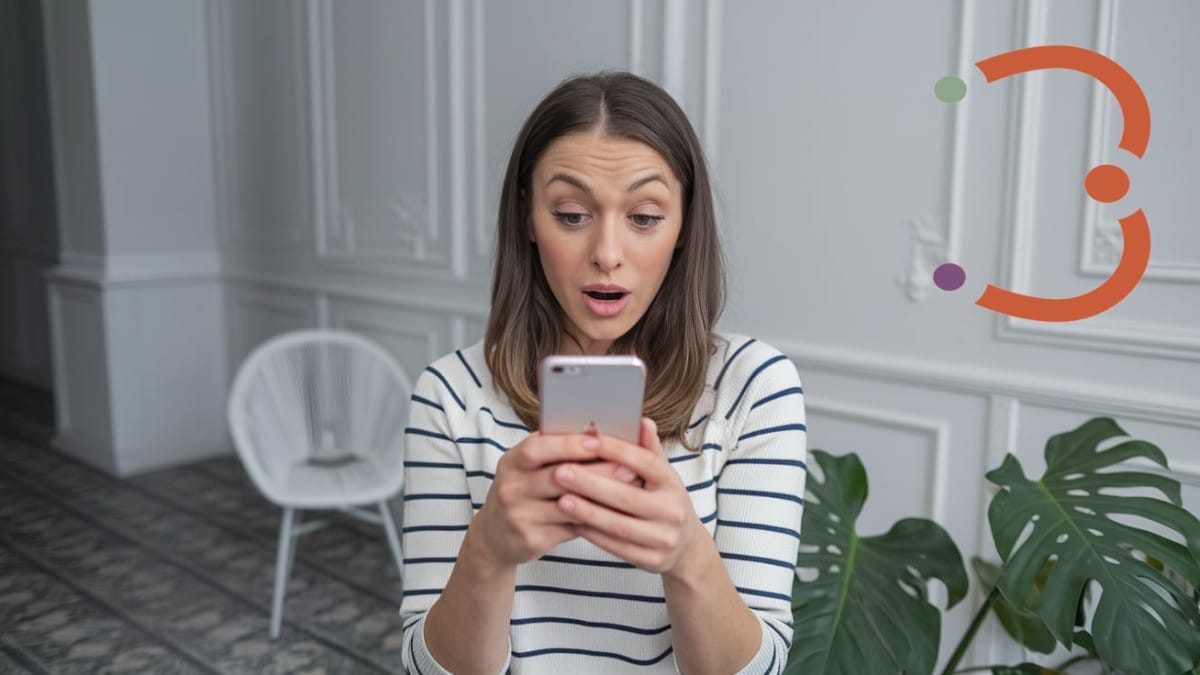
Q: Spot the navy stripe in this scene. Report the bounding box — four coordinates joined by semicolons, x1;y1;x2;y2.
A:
403;493;471;501
725;355;788;420
538;555;635;569
738;423;807;442
714;338;757;390
403;556;458;564
401;588;443;598
736;586;793;603
717;488;805;506
456;436;508;452
668;453;700;464
750;386;804;411
472;502;483;510
424;366;466;411
515;585;666;604
405;426;453;442
466;470;496;480
720;552;796;571
716;519;801;540
765;619;793;649
724;458;807;469
404;461;464;469
481;406;531;431
699;508;717;524
687;413;709;429
764;646;777;675
402;524;469;534
411;394;444;412
457;349;482;388
512;646;674;666
702;442;722;452
409;630;426;675
686;478;715;492
510;616;669;635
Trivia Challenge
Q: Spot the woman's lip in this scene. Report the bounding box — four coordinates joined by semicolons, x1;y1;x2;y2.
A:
582;284;630;293
582;291;631;318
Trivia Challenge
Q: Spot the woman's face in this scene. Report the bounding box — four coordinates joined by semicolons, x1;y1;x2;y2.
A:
529;131;684;355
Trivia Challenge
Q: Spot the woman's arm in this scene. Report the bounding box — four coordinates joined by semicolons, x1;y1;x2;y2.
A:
421;520;517;675
662;533;764;674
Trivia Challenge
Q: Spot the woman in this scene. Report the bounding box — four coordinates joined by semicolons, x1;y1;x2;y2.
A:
400;71;806;675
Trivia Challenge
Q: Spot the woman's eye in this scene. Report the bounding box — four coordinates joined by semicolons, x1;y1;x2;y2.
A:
631;214;665;229
552;211;587;227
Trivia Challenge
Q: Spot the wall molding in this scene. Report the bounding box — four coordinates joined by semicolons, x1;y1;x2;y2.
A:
994;0;1199;361
224;267;489;318
1079;0;1200;283
774;336;1200;429
305;0;452;274
45;251;223;290
807;398;951;523
899;0;975;301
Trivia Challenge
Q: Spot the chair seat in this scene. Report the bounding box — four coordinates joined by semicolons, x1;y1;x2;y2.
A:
277;453;402;509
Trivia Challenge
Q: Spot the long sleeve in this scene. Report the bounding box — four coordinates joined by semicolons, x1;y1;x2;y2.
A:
713;343;807;675
399;365;512;675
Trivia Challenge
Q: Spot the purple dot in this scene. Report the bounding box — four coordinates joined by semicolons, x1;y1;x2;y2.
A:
933;263;966;291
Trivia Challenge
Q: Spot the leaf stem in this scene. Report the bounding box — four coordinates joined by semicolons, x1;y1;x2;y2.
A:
941;586;1000;675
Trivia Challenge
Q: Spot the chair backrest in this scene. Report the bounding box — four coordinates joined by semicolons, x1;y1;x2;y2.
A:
227;329;413;504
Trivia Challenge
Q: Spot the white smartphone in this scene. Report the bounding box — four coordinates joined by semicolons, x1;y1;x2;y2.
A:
539;355;646;444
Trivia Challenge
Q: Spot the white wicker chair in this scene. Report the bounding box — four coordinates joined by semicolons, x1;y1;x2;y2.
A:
227;329;412;639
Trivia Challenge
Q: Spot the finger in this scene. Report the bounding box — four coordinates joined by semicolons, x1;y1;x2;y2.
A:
557;493;663;549
517;496;585;525
639;417;663;454
553;463;659;519
576;460;641;484
588;433;669;486
515;432;599;470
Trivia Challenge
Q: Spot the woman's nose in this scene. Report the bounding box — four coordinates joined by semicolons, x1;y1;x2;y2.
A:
590;218;623;271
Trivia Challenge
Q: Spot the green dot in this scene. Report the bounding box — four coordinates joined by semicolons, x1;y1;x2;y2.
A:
934;76;967;103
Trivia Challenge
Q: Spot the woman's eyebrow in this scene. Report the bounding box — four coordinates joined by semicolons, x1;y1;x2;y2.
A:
546;173;668;195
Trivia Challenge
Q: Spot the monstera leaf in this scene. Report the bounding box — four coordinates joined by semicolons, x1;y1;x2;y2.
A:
787;450;968;675
987;417;1200;675
972;558;1058;655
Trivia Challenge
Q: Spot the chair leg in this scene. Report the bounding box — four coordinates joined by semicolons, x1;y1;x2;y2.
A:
378;501;404;581
270;507;296;640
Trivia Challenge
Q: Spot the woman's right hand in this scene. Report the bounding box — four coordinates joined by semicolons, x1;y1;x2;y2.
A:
470;432;640;569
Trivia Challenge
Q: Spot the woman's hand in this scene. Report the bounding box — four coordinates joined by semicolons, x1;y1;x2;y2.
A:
471;432;643;570
551;418;703;576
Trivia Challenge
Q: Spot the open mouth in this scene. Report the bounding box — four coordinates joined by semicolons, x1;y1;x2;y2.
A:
584;290;627;301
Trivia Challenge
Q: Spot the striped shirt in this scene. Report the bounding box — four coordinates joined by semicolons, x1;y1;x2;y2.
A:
400;334;807;674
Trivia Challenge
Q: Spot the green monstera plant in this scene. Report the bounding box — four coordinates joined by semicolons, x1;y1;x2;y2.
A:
785;417;1200;675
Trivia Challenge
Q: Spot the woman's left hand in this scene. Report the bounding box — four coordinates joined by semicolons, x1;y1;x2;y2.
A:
551;417;702;576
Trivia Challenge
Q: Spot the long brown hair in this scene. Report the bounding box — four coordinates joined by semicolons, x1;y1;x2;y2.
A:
484;71;724;450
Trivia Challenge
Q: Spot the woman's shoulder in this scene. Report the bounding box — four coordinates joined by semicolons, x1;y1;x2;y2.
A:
708;332;802;409
413;339;492;411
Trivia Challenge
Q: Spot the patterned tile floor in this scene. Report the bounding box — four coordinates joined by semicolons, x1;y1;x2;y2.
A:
0;379;408;674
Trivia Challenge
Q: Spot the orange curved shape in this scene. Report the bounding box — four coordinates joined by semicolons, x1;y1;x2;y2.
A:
972;45;1151;321
976;45;1150;157
976;209;1150;322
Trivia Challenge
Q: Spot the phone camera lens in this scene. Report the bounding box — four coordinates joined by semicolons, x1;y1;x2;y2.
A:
552;366;563;373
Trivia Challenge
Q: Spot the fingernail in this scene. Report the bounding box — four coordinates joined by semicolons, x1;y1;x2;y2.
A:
560;496;575;512
582;437;599;450
615;466;636;481
557;466;574;482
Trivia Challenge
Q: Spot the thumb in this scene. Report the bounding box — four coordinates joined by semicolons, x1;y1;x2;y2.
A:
639;417;661;452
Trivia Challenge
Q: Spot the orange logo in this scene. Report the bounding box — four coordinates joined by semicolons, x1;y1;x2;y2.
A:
937;45;1151;322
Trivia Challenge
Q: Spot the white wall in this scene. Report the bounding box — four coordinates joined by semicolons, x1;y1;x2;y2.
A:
210;0;1200;667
